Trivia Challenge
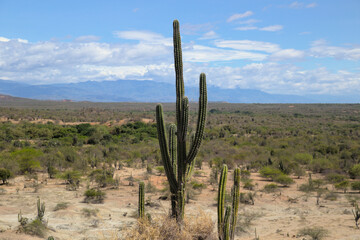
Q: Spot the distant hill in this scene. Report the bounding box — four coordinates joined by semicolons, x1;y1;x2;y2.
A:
0;79;358;103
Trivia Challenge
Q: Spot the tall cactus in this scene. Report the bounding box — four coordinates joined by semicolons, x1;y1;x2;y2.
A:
156;19;207;222
218;165;240;240
138;181;145;219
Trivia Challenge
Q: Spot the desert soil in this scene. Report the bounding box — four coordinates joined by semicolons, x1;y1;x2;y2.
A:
0;165;359;240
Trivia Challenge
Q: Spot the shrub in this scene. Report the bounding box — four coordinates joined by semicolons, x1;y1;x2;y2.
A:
0;168;12;184
259;166;283;180
88;169;115;188
123;212;215;240
334;180;350;193
324;191;338;201
294;153;313;165
20;219;47;237
326;173;347;184
53;202;69;211
81;208;99;217
263;183;278;193
58;170;81;190
298;226;328;240
84;188;106;203
310;158;332;173
243;179;254;190
351;181;360;192
273;174;294;187
349;164;360;179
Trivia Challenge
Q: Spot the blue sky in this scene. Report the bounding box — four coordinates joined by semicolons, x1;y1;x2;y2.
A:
0;0;359;96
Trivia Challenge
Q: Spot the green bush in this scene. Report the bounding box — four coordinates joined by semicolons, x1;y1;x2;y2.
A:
310;158;332;173
0;168;12;184
293;153;313;165
88;169;115;188
53;202;69;211
259;166;283;180
58;170;81;190
243;179;254;190
334;180;350;193
298;226;328;240
84;188;106;203
351;181;360;192
273;174;294;187
325;173;347;184
263;183;278;193
349;164;360;179
21;219;47;237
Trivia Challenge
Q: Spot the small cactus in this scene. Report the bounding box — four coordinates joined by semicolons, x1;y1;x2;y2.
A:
18;210;28;226
37;198;45;221
218;165;241;240
353;203;360;228
138;182;145;219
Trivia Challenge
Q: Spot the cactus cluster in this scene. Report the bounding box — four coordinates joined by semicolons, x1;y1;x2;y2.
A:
218;165;240;240
155;19;207;222
138;181;145;219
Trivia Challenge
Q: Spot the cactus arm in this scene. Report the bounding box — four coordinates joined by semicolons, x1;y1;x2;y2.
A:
156;104;177;192
186;73;207;165
230;168;241;240
138;182;145;218
218;164;228;238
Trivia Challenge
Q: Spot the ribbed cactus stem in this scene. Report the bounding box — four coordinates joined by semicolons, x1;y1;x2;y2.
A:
218;164;228;238
218;165;241;240
223;206;231;240
138;182;145;219
230;168;241;240
156;19;207;223
37;198;45;221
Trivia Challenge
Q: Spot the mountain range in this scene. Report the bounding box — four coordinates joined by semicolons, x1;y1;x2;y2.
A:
0;79;358;103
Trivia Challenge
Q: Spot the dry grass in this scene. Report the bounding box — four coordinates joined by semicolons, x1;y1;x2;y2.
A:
122;211;216;240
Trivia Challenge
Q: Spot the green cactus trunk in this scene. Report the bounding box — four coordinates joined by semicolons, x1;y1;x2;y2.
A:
218;165;241;240
37;198;45;221
155;20;207;223
138;182;145;219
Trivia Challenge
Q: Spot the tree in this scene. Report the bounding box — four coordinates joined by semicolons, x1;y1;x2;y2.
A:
11;148;43;174
0;168;12;184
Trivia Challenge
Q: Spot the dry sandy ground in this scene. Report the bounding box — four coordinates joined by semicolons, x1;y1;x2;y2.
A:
0;166;359;240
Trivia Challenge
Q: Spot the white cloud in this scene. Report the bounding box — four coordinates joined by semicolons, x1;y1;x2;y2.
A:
0;35;358;96
259;25;283;31
310;40;360;60
199;31;219;40
227;11;253;22
75;35;101;42
114;30;172;46
237;19;260;25
289;1;303;8
306;3;317;8
235;26;258;31
181;23;214;35
269;49;305;61
288;1;317;9
215;40;280;53
183;45;267;62
0;37;10;42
